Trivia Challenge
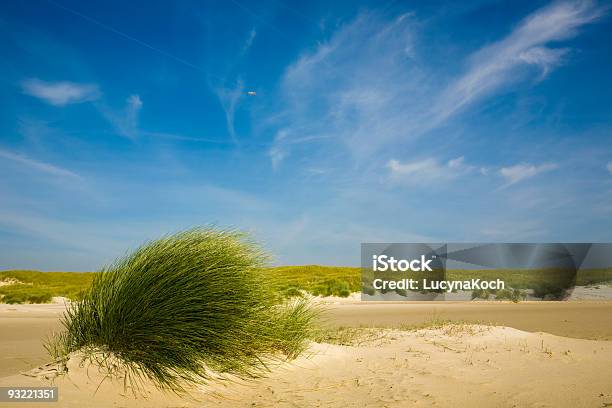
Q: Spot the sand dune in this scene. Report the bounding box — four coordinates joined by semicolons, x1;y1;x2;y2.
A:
3;301;612;377
325;300;612;340
1;324;611;407
2;302;612;407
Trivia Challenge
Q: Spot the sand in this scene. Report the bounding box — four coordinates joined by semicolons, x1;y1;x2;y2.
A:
1;302;612;407
0;304;64;378
1;325;611;407
324;301;612;340
3;301;612;376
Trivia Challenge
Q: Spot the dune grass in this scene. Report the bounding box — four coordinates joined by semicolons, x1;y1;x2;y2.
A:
313;313;490;346
263;265;361;298
0;271;94;304
363;267;612;299
0;265;362;303
3;265;611;304
45;228;318;394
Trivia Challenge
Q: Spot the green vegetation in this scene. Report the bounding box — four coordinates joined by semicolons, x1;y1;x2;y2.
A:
0;271;94;304
0;265;362;303
471;287;526;302
312;326;384;346
3;265;612;304
46;228;318;394
575;268;612;286
363;267;612;300
314;314;489;346
263;265;360;298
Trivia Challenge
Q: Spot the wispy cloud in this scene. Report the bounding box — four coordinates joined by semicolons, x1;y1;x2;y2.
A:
388;157;560;188
240;28;257;56
215;80;244;144
480;219;547;240
607;161;612;174
98;94;143;139
499;162;558;186
387;156;474;184
21;78;145;140
432;0;606;123
268;148;286;170
267;129;330;170
268;1;606;169
269;12;421;165
124;94;142;136
0;148;81;179
21;78;100;106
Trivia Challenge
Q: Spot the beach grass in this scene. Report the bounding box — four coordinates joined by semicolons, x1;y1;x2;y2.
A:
313;313;490;346
0;271;94;304
362;267;612;299
262;265;361;297
0;265;362;303
45;228;318;394
2;265;612;304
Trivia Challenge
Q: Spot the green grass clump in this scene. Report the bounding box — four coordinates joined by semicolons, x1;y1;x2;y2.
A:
46;228;317;394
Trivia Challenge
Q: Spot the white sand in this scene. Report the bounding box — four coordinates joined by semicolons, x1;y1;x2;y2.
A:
1;324;611;407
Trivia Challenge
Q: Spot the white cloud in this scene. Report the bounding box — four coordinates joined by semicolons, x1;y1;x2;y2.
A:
270;12;423;164
518;47;569;77
268;146;286;170
266;129;331;169
124;94;142;137
0;148;80;179
215;80;243;144
240;28;257;56
499;162;558;186
388;158;442;176
268;1;605;169
387;156;473;183
268;129;289;170
21;78;100;106
432;0;605;123
127;94;142;109
448;156;465;169
388;159;559;187
607;161;612;174
99;94;143;139
21;78;145;139
480;219;546;240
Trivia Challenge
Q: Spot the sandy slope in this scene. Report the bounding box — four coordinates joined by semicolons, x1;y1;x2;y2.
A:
325;301;612;340
1;324;611;408
3;301;612;378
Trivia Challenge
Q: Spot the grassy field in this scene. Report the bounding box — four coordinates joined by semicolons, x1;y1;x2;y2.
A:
0;266;361;304
1;266;611;304
263;265;361;298
0;270;95;303
363;267;612;300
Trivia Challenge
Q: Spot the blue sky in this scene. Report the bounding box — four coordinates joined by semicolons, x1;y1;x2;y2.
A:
1;0;611;270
